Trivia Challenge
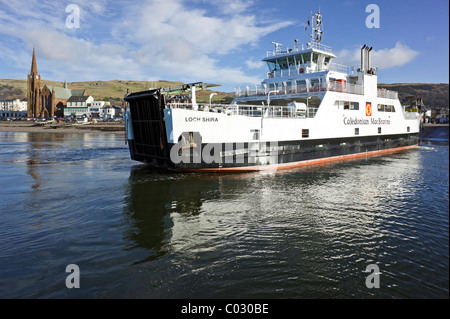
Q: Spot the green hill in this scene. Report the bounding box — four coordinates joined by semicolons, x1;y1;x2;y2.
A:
0;79;234;105
1;79;447;108
378;83;448;109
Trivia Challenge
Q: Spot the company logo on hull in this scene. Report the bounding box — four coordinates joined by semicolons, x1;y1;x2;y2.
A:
365;102;372;116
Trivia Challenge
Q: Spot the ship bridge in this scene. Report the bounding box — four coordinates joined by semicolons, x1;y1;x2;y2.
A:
262;10;352;79
234;11;358;100
263;41;339;78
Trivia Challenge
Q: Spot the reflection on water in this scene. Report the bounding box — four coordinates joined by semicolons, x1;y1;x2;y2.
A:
121;146;448;298
0;132;448;298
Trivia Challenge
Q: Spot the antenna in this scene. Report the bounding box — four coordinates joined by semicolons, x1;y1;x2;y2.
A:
309;10;324;44
271;41;283;54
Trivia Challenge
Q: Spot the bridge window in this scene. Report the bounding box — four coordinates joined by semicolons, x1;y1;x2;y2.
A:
312;53;319;63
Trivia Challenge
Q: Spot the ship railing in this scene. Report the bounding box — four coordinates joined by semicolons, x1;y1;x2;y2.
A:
167;102;319;119
266;42;333;58
377;88;398;100
327;80;364;95
328;63;356;74
235;80;364;97
267;63;354;78
227;104;319;119
167;102;229;112
307;42;333;53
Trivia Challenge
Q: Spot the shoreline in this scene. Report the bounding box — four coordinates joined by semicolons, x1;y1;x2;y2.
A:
0;121;125;134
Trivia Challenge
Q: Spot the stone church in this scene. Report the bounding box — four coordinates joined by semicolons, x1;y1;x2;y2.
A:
27;48;86;117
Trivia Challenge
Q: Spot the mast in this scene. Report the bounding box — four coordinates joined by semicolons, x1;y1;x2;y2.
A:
309;10;323;44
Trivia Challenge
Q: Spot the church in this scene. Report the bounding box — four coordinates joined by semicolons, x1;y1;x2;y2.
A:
27;48;86;118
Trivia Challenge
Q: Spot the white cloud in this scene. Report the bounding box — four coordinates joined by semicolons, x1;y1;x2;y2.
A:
21;29;81;62
245;57;264;69
334;41;420;69
209;0;255;14
372;42;420;69
109;0;292;86
0;0;292;89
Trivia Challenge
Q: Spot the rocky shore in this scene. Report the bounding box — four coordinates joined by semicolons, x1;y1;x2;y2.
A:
0;121;125;134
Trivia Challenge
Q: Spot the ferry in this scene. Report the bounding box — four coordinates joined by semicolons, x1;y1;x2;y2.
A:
123;11;420;172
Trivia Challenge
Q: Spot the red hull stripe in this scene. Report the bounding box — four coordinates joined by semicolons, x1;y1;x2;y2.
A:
178;144;419;173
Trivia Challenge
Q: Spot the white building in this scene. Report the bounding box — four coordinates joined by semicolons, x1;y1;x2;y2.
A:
0;99;28;118
89;101;110;117
101;105;116;118
64;95;94;117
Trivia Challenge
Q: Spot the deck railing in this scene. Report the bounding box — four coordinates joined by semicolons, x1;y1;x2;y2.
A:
166;103;319;119
267;63;355;78
377;88;398;100
235;80;364;98
266;42;333;58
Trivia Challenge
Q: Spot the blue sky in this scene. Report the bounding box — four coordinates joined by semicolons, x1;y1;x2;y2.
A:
0;0;448;92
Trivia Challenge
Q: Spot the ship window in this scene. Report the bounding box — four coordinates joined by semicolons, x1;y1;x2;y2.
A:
377;104;395;112
278;59;288;69
310;79;320;90
267;61;276;73
303;52;311;63
378;127;382;134
312;53;319;63
355;128;359;135
350;102;359;110
407;126;410;132
287;56;295;67
335;100;359;110
302;129;309;138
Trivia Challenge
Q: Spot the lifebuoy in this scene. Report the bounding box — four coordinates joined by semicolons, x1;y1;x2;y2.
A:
300;68;304;74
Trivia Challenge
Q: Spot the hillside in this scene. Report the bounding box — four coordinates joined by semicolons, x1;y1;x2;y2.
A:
1;79;447;108
378;83;448;109
0;79;234;105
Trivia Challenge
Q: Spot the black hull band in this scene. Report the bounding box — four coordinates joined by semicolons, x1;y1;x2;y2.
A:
128;133;419;171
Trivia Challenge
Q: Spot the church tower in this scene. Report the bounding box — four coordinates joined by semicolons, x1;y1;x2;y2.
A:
27;48;41;117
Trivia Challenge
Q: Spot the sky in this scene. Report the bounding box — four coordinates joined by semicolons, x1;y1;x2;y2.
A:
0;0;448;92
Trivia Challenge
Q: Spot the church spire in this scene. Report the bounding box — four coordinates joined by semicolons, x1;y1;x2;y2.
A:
31;47;38;74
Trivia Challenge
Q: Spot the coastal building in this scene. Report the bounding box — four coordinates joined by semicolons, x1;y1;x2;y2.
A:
40;81;86;118
89;101;110;118
27;48;41;118
26;49;88;118
101;105;116;118
64;95;94;117
0;99;27;118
